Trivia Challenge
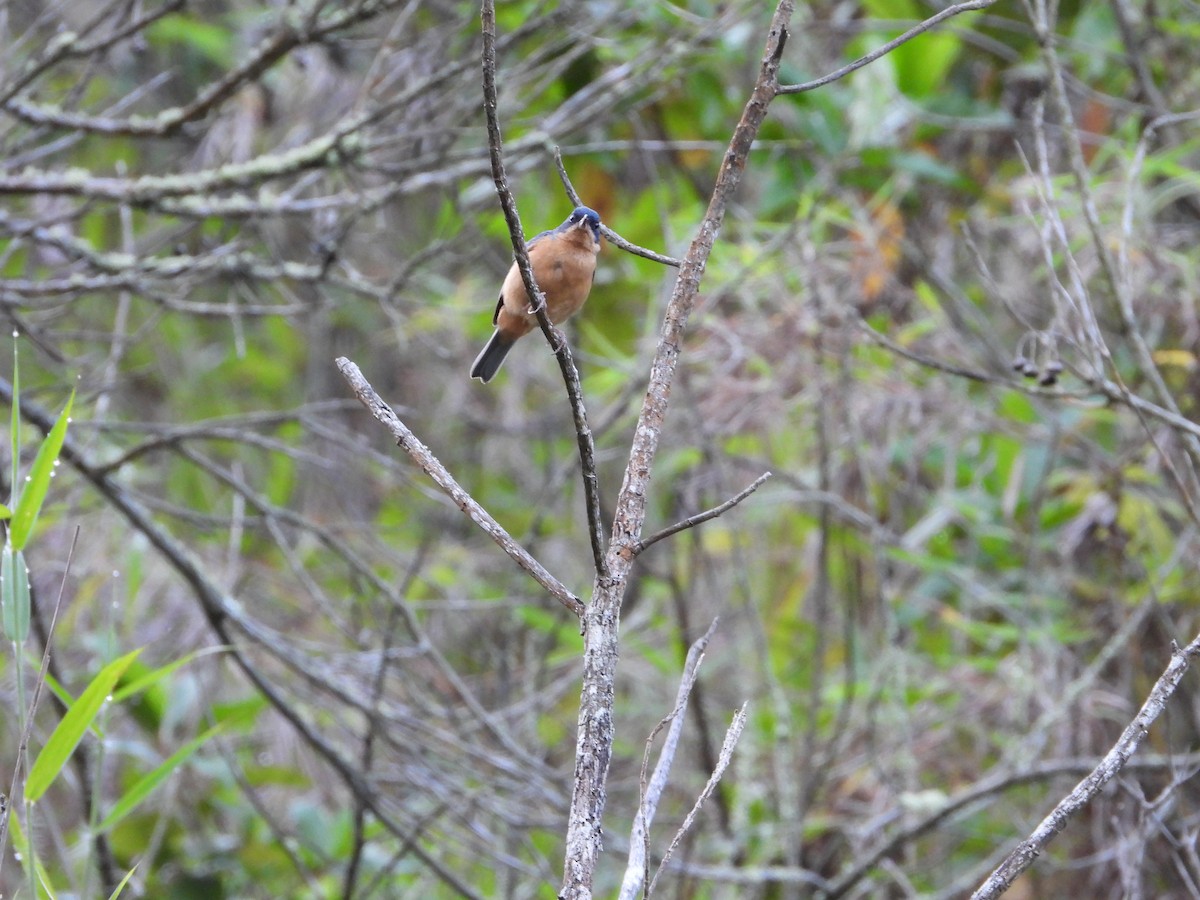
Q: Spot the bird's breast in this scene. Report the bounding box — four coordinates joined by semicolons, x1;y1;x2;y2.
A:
539;249;596;324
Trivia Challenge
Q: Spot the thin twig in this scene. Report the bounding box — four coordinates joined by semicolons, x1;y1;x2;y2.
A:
856;314;1200;443
618;619;720;900
480;1;608;581
631;473;772;558
824;746;1200;897
970;633;1200;899
1;0;410;136
552;147;683;268
1031;0;1200;516
777;0;997;95
0;0;185;107
646;703;749;897
336;357;584;617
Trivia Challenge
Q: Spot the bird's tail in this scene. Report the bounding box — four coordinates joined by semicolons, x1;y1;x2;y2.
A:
470;331;516;383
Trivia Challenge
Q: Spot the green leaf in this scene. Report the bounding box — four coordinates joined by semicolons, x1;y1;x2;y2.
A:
10;391;74;551
106;864;140;900
96;721;227;833
26;647;142;802
112;647;226;704
36;857;59;899
1;546;31;642
211;694;269;730
9;806;59;898
0;503;11;519
7;801;30;862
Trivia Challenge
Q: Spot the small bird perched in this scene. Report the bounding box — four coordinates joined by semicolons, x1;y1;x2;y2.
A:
470;206;602;383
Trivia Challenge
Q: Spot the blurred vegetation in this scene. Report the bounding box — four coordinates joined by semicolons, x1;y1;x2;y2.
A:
0;0;1199;897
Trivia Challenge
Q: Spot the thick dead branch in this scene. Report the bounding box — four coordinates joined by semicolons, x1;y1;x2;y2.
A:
559;4;794;896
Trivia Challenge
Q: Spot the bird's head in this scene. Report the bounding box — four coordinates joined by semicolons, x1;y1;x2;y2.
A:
567;206;602;245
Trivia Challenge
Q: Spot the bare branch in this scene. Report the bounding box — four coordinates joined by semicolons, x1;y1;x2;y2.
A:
0;376;485;899
618;619;720;900
562;6;793;896
631;472;772;558
2;0;411;136
0;45;481;207
0;0;185;106
552;147;683;268
646;703;749;897
777;0;998;95
971;634;1200;900
336;356;585;617
856;314;1200;444
1031;0;1200;512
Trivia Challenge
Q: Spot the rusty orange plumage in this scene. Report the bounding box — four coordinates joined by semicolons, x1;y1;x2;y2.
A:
470;206;602;383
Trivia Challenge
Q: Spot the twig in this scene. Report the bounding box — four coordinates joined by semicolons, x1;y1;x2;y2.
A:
552;147;683;268
646;703;749;897
631;472;772;558
856;313;1200;443
1031;0;1200;515
1;0;410;136
970;633;1200;900
0;0;184;107
336;357;584;617
0;44;479;208
823;748;1200;897
618;619;720;900
480;0;608;581
777;0;997;95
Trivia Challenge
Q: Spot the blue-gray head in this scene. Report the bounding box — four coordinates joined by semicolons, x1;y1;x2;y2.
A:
565;206;601;244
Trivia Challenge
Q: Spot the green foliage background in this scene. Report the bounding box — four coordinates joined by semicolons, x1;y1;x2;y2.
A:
1;0;1199;896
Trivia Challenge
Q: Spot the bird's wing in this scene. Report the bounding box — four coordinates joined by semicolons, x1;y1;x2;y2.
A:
525;227;556;249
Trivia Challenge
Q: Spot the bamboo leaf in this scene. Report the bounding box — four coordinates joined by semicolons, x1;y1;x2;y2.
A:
10;391;74;551
112;646;227;703
25;648;142;802
106;864;140;900
1;545;30;642
97;721;227;833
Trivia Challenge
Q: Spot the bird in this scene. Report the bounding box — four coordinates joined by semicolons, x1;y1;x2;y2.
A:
470;206;602;383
